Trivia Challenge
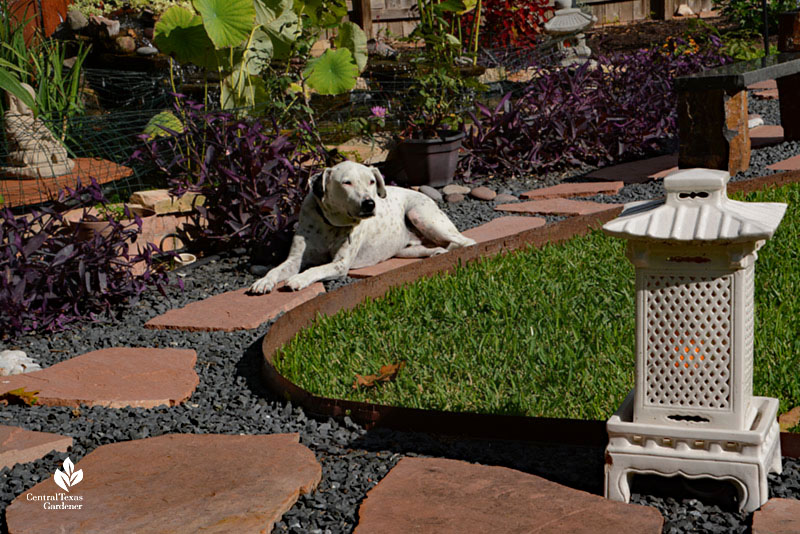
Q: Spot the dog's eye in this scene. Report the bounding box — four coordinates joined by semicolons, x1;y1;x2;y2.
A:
343;180;352;186
369;179;375;185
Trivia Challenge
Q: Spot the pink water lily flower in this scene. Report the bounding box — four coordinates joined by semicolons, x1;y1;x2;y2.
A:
370;106;387;118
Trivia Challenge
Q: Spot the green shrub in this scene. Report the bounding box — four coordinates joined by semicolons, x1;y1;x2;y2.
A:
714;0;796;35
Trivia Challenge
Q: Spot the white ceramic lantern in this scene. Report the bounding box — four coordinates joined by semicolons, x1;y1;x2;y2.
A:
602;168;786;512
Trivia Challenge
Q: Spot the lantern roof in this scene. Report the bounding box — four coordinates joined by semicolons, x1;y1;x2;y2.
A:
603;168;787;243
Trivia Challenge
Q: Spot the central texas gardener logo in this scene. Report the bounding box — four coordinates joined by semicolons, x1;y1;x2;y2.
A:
53;457;83;492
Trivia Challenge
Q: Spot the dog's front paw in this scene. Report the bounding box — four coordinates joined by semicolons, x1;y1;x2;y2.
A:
249;276;277;294
285;273;313;292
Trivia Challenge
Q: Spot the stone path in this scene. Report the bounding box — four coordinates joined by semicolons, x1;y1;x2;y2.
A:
350;216;546;278
752;125;785;148
520;181;624;200
353;457;663;534
586;154;678;183
145;283;325;331
496;197;618;216
752;498;800;534
6;433;321;534
0;348;198;408
768;154;800;172
0;426;72;470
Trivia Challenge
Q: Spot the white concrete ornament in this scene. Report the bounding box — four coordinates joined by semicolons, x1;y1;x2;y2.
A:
602;168;786;513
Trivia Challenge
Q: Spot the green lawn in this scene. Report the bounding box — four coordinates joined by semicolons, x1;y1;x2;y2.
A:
276;183;800;421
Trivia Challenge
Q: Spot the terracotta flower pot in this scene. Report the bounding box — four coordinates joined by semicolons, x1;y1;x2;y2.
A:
64;204;156;251
398;131;466;187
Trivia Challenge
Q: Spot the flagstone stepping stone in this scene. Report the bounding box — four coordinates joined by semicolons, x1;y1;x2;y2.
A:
349;216;547;278
752;498;800;534
587;154;678;183
751;125;785;148
353;457;663;534
496;198;618;216
0;348;197;409
349;258;421;278
145;283;324;331
755;88;779;100
520;181;624;200
445;193;465;203
469;186;497;201
462;216;546;243
767;154;800;171
1;426;72;470
6;433;321;534
748;79;777;91
493;193;518;202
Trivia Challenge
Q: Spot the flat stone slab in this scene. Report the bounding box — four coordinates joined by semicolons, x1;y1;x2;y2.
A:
6;433;321;534
586;154;678;183
1;426;72;470
349;258;421;278
145;283;325;331
353;457;663;534
753;498;800;534
768;154;800;171
748;79;777;90
0;348;197;409
754;88;779;100
462;216;546;243
751;124;785;148
349;216;547;278
520;181;624;200
496;198;618;216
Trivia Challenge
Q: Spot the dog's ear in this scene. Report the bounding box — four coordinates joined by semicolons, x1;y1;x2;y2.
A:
370;167;387;198
313;168;332;199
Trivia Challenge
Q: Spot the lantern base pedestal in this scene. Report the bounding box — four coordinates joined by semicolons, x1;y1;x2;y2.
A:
604;391;782;513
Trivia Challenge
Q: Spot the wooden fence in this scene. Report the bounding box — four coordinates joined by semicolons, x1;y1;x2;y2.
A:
347;0;688;40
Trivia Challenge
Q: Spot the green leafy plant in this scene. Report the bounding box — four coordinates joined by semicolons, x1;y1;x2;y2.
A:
400;0;484;139
713;0;796;36
722;29;779;60
0;0;90;137
154;0;367;110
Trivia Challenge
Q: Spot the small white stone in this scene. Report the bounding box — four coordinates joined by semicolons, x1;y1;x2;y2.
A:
674;3;695;16
748;116;765;129
0;350;42;376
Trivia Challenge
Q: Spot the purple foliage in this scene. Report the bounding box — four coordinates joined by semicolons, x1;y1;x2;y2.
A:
0;179;172;338
135;100;327;259
461;40;732;178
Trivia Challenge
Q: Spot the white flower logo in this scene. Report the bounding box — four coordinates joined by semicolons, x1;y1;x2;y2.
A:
53;457;83;492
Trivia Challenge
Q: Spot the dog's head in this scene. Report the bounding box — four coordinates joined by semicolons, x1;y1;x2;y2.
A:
312;161;387;226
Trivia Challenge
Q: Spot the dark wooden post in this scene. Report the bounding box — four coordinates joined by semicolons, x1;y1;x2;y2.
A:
351;0;373;39
778;11;800;140
677;88;750;174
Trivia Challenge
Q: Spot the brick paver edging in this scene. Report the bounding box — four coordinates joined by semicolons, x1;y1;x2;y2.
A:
259;170;800;452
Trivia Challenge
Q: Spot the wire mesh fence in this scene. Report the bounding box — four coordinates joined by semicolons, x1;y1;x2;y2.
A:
0;42;568;212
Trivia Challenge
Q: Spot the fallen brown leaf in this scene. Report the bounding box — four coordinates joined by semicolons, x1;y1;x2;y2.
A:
779;406;800;432
0;387;39;406
352;361;406;389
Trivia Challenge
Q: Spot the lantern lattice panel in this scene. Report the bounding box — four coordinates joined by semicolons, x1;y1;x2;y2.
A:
643;274;733;410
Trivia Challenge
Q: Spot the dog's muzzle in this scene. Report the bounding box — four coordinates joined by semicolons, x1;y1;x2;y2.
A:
359;198;376;217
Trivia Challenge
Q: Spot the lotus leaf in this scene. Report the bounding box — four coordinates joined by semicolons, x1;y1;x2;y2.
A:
193;0;256;49
303;48;359;95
